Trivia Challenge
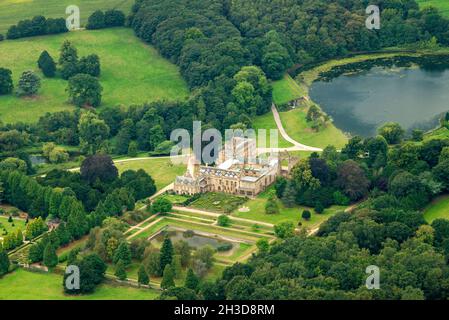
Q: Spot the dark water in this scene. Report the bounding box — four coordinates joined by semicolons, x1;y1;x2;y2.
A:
310;67;449;137
151;228;233;250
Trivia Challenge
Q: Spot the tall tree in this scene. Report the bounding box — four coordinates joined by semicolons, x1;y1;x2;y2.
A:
159;236;173;275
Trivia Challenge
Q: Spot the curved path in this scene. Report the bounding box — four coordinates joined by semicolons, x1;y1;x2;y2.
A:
258;104;322;154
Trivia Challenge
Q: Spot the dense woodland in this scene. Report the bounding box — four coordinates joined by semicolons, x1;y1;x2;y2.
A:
1;0;449;300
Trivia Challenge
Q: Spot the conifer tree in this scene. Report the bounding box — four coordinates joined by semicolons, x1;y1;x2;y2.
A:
159;236;173;275
115;259;127;281
113;241;131;266
185;268;199;290
43;243;58;269
161;264;175;290
138;264;149;286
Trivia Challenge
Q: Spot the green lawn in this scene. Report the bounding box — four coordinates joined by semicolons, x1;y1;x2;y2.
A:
417;0;449;17
252;111;293;148
0;28;189;123
0;0;134;34
115;157;186;191
279;107;348;149
424;195;449;223
0;215;26;239
272;74;306;105
232;190;346;229
0;268;159;300
188;192;248;213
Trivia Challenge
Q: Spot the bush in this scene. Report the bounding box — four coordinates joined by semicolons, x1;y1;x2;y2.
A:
302;210;311;220
38;51;56;78
0;34;4;41
333;191;350;206
217;243;233;252
78;54;101;77
104;10;126;27
16;71;41;96
217;215;231;227
6;16;67;40
315;202;324;214
86;10;105;30
0;68;14;95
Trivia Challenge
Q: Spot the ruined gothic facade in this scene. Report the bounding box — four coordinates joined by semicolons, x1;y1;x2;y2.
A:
173;137;298;197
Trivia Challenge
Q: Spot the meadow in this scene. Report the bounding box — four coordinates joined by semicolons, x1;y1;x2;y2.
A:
0;0;134;34
279;107;348;150
115;157;186;190
0;268;159;300
423;195;449;223
417;0;449;17
0;28;189;123
272;74;306;105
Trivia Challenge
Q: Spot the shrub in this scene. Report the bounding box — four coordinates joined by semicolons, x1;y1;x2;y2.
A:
333;190;350;206
302;210;311;220
86;10;105;29
104;10;126;27
16;71;41;96
38;51;56;77
78;54;101;77
0;68;14;95
217;214;231;227
315;202;324;214
0;34;4;41
217;243;233;252
6;16;67;40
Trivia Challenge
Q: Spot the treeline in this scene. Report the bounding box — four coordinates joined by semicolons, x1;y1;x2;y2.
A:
86;9;126;30
7;15;67;40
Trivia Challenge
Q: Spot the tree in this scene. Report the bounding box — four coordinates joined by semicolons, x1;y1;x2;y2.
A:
0;245;10;275
0;157;27;173
138;264;149;286
217;215;231;227
113;241;131;266
0;68;13;95
64;253;106;294
265;196;279;214
193;246;215;270
78;112;110;154
59;40;78;65
115;259;127;281
161;264;175;290
37;50;56;77
151;198;172;214
261;41;292;80
274;221;295;239
336;160;370;201
67;73;102;107
174;240;191;268
302;210;311;220
128;141;138;157
378;122;404;144
87;11;105;29
104;10;126;27
78;54;101;77
159;236;173;274
433;159;449;190
185;268;199;290
256;238;269;254
43;243;58;269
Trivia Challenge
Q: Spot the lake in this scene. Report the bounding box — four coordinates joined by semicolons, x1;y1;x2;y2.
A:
310;63;449;137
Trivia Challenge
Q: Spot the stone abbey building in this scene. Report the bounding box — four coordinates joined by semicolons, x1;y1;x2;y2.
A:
173;137;298;197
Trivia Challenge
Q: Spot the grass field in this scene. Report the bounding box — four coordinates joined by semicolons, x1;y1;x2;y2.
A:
0;268;159;300
279;107;348;149
0;215;26;239
272;74;306;105
423;195;449;223
0;28;189;123
252;111;293;148
115;157;186;190
0;0;134;34
188;192;248;213
417;0;449;17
